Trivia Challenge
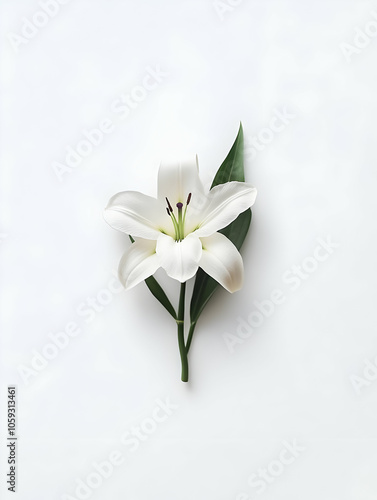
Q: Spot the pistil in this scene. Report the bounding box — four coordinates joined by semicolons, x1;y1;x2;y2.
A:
176;202;183;241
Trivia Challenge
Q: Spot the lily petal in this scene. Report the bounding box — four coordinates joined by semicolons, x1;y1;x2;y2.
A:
118;238;160;290
157;156;205;206
104;191;167;239
199;232;244;293
194;182;257;237
156;233;202;282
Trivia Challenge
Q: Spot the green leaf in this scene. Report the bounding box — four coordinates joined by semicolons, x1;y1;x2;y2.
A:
189;123;252;329
144;276;177;319
128;235;177;319
210;122;244;188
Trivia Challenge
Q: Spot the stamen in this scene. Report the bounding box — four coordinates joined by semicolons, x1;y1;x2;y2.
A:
166;198;192;242
170;212;179;239
166;197;173;212
183;193;191;227
165;200;180;238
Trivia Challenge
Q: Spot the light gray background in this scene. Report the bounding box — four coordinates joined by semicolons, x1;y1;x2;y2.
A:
1;1;377;499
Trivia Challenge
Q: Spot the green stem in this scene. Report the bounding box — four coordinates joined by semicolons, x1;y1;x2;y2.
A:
186;321;197;354
177;282;188;382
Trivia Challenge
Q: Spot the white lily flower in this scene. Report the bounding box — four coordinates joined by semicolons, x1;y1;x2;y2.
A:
104;157;257;292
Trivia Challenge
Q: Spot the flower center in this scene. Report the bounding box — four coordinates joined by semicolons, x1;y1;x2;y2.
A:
165;193;192;241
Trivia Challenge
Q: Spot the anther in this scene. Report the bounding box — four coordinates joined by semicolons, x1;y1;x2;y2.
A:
186;193;192;205
166;197;173;212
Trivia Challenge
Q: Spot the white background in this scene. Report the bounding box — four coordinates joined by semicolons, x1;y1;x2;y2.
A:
1;1;377;499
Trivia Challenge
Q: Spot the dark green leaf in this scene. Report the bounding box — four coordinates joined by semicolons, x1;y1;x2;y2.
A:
190;123;252;327
144;276;177;319
210;122;244;188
